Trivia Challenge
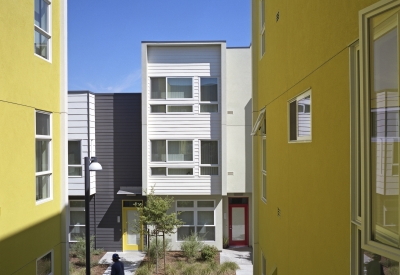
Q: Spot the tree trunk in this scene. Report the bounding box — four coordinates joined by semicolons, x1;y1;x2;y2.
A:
156;231;158;274
148;228;150;270
163;232;166;270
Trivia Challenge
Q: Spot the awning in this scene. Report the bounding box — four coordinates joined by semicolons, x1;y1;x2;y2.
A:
117;186;142;195
251;107;266;136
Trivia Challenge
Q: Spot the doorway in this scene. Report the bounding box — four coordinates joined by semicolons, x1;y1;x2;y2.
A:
228;197;249;246
122;200;143;251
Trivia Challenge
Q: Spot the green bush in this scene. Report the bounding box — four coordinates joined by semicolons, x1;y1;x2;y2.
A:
180;233;204;261
135;264;154;275
200;245;218;262
217;261;239;275
145;237;171;261
70;235;104;264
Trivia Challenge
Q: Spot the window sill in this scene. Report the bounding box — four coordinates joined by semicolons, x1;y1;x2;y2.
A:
36;197;53;205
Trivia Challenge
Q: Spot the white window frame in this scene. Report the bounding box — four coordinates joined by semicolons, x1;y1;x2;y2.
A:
288;89;312;142
260;0;265;58
150;140;194;162
69;200;85;242
199;77;219;114
36;250;53;275
149;77;193;100
68;140;83;177
176;200;216;242
35;110;52;204
261;136;267;203
34;0;52;61
150;167;194;177
199;140;219;176
150;104;194;113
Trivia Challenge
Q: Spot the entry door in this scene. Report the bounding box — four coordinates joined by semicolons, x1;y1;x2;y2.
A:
122;207;142;251
229;202;249;246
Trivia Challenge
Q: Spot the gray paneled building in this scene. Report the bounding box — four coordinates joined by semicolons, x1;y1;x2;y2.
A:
68;91;144;251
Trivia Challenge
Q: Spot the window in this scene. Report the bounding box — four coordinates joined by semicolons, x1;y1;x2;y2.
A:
200;78;218;113
151;167;193;176
177;201;215;241
260;0;265;58
34;0;51;60
68;141;82;177
36;111;52;202
200;141;218;175
261;137;266;201
151;140;193;162
36;250;53;275
150;77;193;99
150;105;193;113
69;200;85;242
288;90;311;141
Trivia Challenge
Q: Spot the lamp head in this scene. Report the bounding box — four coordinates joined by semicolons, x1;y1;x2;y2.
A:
89;157;102;171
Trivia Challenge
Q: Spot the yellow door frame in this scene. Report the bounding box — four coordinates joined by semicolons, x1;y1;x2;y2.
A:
122;200;143;251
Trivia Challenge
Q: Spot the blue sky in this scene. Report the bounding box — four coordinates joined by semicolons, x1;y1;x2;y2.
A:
68;0;251;93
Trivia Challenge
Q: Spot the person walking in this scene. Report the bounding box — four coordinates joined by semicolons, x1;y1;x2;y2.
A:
111;253;125;275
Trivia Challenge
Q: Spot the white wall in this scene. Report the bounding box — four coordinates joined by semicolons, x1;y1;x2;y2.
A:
68;92;96;196
226;48;252;193
144;44;224;195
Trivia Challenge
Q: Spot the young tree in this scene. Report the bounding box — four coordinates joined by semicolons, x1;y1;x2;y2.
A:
134;188;183;273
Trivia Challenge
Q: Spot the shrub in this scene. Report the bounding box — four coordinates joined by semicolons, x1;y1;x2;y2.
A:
70;235;103;264
145;237;171;261
180;233;203;261
218;261;239;275
200;245;218;262
165;264;179;275
182;264;198;275
135;264;154;275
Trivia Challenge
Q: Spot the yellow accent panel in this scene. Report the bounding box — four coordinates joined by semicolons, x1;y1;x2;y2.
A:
0;0;64;273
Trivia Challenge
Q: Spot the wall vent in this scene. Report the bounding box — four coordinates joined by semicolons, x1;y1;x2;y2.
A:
228;172;234;175
277;207;281;217
227;111;234;114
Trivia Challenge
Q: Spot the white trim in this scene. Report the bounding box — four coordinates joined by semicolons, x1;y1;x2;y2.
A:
35;110;53;204
36;249;54;275
251;107;266;136
68;140;83;177
176;200;216;242
199;140;219;176
34;0;52;62
69;200;85;242
288;89;312;142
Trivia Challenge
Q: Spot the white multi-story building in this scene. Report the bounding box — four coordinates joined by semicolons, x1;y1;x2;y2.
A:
142;41;252;250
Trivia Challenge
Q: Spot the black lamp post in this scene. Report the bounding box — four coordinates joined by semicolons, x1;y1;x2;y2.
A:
85;156;102;275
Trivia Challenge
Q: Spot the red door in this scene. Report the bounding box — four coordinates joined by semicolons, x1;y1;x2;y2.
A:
229;201;249;246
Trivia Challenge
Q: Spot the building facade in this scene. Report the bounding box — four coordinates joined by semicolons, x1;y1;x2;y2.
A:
0;0;68;274
142;41;252;250
252;0;400;274
68;91;144;251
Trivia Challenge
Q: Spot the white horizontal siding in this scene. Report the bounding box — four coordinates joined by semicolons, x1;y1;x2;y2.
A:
68;93;96;195
148;46;221;77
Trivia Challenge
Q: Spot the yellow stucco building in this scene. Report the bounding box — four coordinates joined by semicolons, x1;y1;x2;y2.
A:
0;0;68;274
252;0;400;274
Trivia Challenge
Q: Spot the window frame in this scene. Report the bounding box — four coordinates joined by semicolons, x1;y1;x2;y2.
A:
35;110;52;204
357;0;400;263
261;136;267;203
176;200;216;242
34;0;52;61
36;250;53;275
68;140;83;177
69;200;85;242
199;140;219;176
150;77;194;100
150;140;194;163
199;77;219;114
150;167;194;177
260;0;265;58
150;104;194;113
288;89;312;142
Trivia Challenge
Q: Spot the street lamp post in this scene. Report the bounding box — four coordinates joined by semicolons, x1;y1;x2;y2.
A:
85;156;102;275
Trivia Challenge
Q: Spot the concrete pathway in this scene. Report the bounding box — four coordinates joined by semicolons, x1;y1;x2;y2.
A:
220;246;253;275
99;251;146;275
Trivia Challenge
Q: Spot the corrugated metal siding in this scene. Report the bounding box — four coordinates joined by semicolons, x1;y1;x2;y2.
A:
94;93;143;251
146;45;222;195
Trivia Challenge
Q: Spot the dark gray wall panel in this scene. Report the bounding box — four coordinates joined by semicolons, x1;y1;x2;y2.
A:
93;93;143;251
